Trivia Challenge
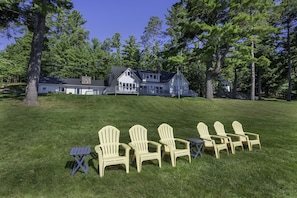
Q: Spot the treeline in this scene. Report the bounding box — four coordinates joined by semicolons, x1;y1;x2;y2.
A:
1;0;297;101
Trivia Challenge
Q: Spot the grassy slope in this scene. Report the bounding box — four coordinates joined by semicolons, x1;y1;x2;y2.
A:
0;94;297;197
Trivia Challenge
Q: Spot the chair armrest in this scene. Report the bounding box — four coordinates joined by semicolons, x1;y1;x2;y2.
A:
199;137;212;142
244;132;260;139
148;141;162;147
225;133;242;140
200;137;216;146
174;138;190;145
148;141;162;152
210;134;226;140
159;140;175;150
215;134;232;142
120;143;131;156
174;138;190;149
128;142;136;149
232;133;248;138
94;145;103;159
226;133;241;138
119;143;131;150
210;135;229;144
94;145;101;153
159;140;169;145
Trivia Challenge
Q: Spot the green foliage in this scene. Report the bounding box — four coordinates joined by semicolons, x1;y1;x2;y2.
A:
2;0;297;100
122;36;141;68
111;32;122;66
141;16;164;70
0;0;24;32
0;95;297;197
0;30;31;83
42;9;90;78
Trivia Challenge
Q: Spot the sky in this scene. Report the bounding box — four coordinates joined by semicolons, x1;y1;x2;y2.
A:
0;0;179;50
72;0;178;42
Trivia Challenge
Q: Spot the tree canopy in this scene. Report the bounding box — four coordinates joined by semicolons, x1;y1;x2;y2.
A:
1;0;297;102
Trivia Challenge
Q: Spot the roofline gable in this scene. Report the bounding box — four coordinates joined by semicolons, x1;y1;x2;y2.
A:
172;71;189;84
117;68;141;81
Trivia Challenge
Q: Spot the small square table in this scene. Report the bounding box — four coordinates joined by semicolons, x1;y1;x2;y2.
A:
70;146;91;176
186;138;204;159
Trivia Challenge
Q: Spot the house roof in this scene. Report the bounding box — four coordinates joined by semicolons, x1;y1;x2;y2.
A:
159;71;176;83
106;66;178;86
117;67;141;82
105;66;127;86
40;66;182;87
39;77;105;86
135;69;177;83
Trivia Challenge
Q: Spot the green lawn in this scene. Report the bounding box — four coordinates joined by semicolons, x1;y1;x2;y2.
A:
0;94;297;197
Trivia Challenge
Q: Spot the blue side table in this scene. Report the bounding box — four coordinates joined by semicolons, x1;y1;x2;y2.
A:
186;138;204;159
70;146;91;176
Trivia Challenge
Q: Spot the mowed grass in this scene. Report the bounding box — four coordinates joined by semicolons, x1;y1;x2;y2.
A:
0;94;297;197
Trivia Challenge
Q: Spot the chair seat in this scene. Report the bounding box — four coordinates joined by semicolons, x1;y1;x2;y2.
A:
103;155;128;161
216;143;228;150
138;152;161;161
173;149;190;156
232;140;244;147
250;139;261;146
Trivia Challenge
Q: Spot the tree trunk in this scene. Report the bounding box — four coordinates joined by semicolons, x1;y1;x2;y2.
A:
250;41;255;101
206;67;213;99
206;74;213;99
257;68;262;100
23;6;46;105
287;21;292;101
232;68;238;99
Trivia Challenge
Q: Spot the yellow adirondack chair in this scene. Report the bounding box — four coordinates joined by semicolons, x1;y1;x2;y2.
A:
157;123;191;167
197;122;229;159
213;121;243;154
94;125;131;177
232;121;261;151
129;124;162;172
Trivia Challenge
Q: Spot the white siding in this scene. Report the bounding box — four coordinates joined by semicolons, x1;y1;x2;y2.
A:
81;88;94;95
141;72;160;82
168;74;189;95
66;88;75;94
38;85;60;93
117;72;139;93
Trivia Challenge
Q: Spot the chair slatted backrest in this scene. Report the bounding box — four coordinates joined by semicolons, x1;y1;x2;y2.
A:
214;121;227;136
129;125;149;153
232;121;245;135
98;125;120;157
197;122;213;147
232;121;247;141
158;123;176;151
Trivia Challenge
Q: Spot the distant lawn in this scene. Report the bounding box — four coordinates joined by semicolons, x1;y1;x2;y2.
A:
0;94;296;197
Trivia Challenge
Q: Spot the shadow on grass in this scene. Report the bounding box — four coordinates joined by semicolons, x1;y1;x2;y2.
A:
0;91;52;102
65;152;98;175
89;152;98;173
0;92;25;101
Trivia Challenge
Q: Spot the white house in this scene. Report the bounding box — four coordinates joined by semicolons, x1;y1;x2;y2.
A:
105;66;193;97
38;66;196;97
38;76;105;95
